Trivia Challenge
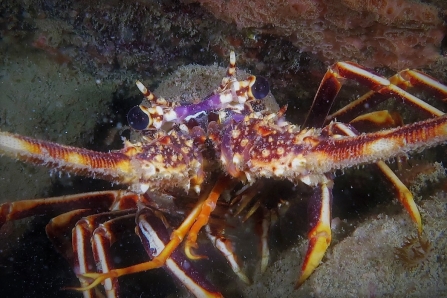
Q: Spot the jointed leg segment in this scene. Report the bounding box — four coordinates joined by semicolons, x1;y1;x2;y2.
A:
297;62;446;287
304;62;447;128
77;177;231;296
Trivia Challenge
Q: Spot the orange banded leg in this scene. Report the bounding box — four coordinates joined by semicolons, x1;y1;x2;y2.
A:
45;209;101;298
319;111;401;137
74;211;136;298
348;110;403;131
76;180;227;294
296;176;333;288
327;68;447;124
304;61;447;128
137;207;223;297
199;195;252;285
73;207;223;298
376;161;421;233
0;190;142;298
184;175;232;259
205;223;251;285
46;209;97;265
0;190;143;229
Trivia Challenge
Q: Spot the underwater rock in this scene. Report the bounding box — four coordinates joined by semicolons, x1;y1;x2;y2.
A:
195;0;445;70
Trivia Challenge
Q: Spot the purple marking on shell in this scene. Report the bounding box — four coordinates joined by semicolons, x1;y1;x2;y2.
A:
174;93;225;122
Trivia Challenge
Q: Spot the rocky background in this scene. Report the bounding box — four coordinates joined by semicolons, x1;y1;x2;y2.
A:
0;0;446;297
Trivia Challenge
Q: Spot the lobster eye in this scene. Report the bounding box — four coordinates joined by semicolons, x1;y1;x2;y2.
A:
251;76;270;99
127;106;150;130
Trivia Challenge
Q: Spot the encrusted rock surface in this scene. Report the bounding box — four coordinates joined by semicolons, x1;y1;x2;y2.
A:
195;0;445;70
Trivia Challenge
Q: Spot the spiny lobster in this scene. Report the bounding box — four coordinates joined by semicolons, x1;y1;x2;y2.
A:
1;51;447;297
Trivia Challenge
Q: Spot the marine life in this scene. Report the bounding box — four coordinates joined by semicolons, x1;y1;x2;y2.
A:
1;51;447;298
395;235;432;268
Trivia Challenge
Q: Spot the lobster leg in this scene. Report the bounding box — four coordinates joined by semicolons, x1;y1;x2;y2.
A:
137;207;223;297
211;180;274;279
348;110;403;131
74;204;224;298
327;68;447;124
232;183;259;215
74;211;136;298
304;61;447;128
296;176;333;288
184;175;232;259
76;180;227;295
0;190;144;298
204;224;251;285
236;201;272;274
46;209;103;298
0;190;127;228
203;196;252;284
46;209;98;264
255;207;271;274
294;121;423;287
230;180;275;274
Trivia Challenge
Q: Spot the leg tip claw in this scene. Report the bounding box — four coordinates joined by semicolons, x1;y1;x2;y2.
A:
73;272;115;291
185;242;207;260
